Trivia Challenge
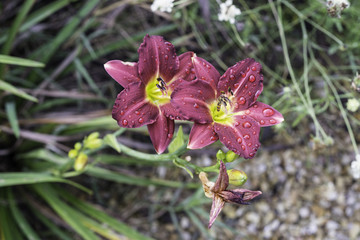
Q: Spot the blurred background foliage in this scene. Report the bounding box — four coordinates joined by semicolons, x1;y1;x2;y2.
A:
0;0;359;239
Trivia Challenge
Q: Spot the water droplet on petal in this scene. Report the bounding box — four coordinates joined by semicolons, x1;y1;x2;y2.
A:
239;97;246;105
249;75;255;82
245;110;250;115
164;55;169;60
247;143;252;147
263;108;275;117
243;122;252;128
200;140;204;144
120;110;124;116
234;122;240;127
241;145;246;150
210;136;217;141
249;152;255;157
237;137;242;143
198;90;203;95
243;134;250;140
230;75;235;80
269;119;276;124
167;133;173;138
251;66;257;71
260;120;265;125
138;118;144;123
122;119;128;126
194;103;199;108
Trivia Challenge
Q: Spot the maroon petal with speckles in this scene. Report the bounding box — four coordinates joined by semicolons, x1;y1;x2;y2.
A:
161;102;187;120
112;82;159;128
188;123;218;149
220;189;262;204
147;111;175;154
168;52;196;85
218;58;263;110
212;160;229;193
171;80;216;123
214;116;261;159
138;35;179;84
104;60;140;88
193;56;220;91
244;101;284;127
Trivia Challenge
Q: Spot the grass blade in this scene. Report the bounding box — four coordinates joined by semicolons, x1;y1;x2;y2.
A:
0;80;38;102
0;55;44;67
7;189;41;240
5;101;20;138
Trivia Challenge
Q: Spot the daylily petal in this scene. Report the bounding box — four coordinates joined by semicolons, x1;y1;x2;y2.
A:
161;102;187;120
147;111;175;154
112;82;159;128
193;56;220;91
219;189;262;204
188;123;218;149
212;160;229;193
214;116;260;159
171;80;216;123
104;60;140;87
244;101;284;126
218;58;263;110
208;195;225;229
138;35;179;84
168;52;196;84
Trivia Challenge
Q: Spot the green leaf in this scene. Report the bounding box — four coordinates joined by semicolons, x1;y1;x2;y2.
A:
5;101;20;138
32;184;99;240
168;126;185;154
0;54;44;67
103;134;121;153
0;80;38;102
7;189;41;240
0;172;91;194
173;158;193;178
59;189;155;240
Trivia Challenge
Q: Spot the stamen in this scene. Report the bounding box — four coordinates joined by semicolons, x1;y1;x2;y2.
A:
216;94;232;112
156;77;168;95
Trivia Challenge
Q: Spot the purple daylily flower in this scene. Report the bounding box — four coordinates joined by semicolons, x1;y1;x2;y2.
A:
105;35;195;153
199;161;262;228
171;57;284;158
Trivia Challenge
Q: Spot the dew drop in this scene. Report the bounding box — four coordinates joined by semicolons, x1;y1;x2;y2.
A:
210;136;217;141
263;108;275;117
269;119;276;124
246;67;250;72
249;75;256;82
167;133;173;138
242;122;252;128
135;110;140;115
234;122;240;127
248;143;252;147
230;75;235;80
260;120;265;125
243;134;250;140
193;103;199;108
241;145;246;150
200;140;204;144
249;152;255;157
239;97;246;105
251;66;257;71
237;137;242;143
120;110;124;116
227;140;231;145
241;72;246;78
138;117;144;123
245;110;250;115
122;119;128;126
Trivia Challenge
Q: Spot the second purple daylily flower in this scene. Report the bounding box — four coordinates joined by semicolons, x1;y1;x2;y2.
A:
171;57;284;158
105;35;195;154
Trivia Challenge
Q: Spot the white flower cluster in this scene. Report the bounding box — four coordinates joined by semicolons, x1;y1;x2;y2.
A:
350;154;360;179
151;0;174;13
347;98;360;112
218;0;241;24
326;0;350;18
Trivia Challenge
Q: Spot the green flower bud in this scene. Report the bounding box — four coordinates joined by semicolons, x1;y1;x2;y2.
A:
84;139;103;149
74;142;82;150
227;169;247;186
74;152;88;171
87;132;100;140
225;150;238;162
216;149;226;161
68;149;78;159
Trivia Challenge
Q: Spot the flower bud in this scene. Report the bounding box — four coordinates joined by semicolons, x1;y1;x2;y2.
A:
227;169;247;186
225;150;238;162
74;152;88;171
74;142;82;150
84;139;103;149
87;132;100;140
68;149;78;159
216;149;226;161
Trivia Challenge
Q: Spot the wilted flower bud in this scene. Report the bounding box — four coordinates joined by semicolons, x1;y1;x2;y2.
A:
216;149;226;161
225;150;238;162
227;169;247;186
68;149;78;159
74;152;88;171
